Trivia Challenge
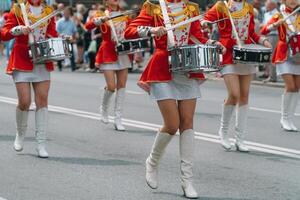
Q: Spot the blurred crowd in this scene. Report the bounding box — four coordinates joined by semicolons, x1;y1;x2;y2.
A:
0;0;288;79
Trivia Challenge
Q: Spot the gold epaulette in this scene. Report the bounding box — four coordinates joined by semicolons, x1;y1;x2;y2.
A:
215;1;226;15
246;2;254;15
95;10;105;18
143;0;161;17
186;1;200;15
12;3;53;19
273;12;283;20
12;3;22;18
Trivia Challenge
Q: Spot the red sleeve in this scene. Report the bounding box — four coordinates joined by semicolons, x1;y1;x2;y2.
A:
249;14;260;43
124;8;154;39
190;20;208;44
46;18;58;38
260;15;279;35
203;5;219;22
85;18;97;30
0;11;18;41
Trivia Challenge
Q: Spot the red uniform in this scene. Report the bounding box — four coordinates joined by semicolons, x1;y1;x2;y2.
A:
124;0;207;89
85;10;131;66
260;7;295;64
203;1;262;65
0;4;58;74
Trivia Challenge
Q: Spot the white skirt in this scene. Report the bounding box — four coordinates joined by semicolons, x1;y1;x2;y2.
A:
221;63;256;76
13;64;50;83
100;55;131;71
150;73;201;101
276;57;300;76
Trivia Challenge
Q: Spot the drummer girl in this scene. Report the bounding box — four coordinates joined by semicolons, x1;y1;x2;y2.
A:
85;0;131;131
261;0;300;132
124;0;224;198
202;0;272;152
1;0;58;158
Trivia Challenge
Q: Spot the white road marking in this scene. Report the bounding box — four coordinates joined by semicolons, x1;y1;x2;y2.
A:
98;88;144;95
0;197;8;200
1;96;300;159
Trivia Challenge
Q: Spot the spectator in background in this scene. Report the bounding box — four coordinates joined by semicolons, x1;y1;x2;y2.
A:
75;4;88;65
252;0;264;22
0;10;5;57
56;6;77;71
260;0;278;82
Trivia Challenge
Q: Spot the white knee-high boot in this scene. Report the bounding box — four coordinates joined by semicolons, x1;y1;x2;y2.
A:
100;89;114;124
146;131;173;189
218;105;235;150
289;92;299;132
35;107;49;158
14;108;29;152
180;129;198;199
114;88;126;131
281;93;293;131
234;105;249;152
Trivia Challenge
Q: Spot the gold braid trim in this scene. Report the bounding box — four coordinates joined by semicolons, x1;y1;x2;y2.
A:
95;10;105;17
142;0;163;27
216;1;252;30
12;2;53;27
142;0;200;29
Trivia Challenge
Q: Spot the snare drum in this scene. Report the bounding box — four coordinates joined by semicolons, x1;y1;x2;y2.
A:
116;38;151;55
233;44;272;64
29;38;72;64
289;34;300;62
169;44;221;73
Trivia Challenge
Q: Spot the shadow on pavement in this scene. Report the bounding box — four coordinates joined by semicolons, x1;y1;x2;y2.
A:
200;197;252;200
231;150;300;162
19;154;141;166
0;135;35;142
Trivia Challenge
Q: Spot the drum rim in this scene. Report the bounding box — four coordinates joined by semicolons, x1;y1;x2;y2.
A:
168;44;219;51
119;37;151;43
233;44;272;52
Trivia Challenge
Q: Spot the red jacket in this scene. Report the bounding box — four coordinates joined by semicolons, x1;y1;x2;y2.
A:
204;1;262;65
261;11;290;64
1;5;58;74
124;0;207;88
85;11;131;66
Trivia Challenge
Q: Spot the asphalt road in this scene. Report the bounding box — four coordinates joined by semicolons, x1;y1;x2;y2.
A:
0;61;300;200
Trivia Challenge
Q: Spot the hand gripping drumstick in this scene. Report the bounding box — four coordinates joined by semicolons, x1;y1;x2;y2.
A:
19;2;34;45
159;0;176;47
223;1;242;49
30;8;63;30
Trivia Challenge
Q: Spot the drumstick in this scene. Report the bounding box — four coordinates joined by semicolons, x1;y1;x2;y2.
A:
189;35;201;44
30;8;63;30
166;17;228;31
19;3;34;45
159;0;176;47
108;9;140;20
223;1;242;48
105;10;119;44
